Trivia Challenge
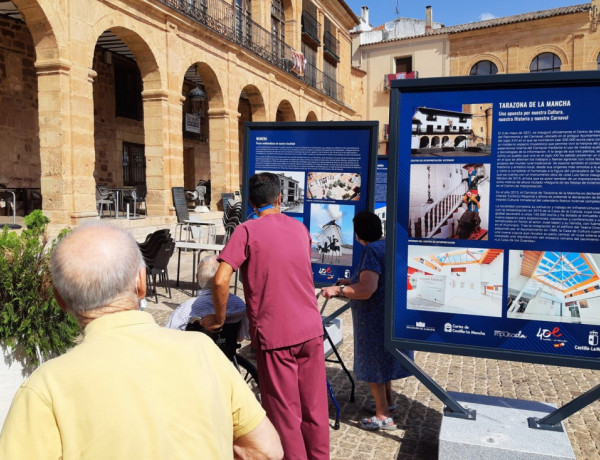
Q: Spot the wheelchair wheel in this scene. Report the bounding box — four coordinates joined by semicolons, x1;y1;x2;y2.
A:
234;355;260;401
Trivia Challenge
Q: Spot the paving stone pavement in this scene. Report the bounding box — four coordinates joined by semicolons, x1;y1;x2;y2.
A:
146;250;600;460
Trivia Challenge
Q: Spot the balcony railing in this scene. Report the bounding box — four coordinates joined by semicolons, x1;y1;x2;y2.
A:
301;11;320;46
323;30;339;61
159;0;344;103
305;62;343;101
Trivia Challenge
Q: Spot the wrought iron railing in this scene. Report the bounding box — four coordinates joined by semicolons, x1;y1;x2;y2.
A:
301;11;320;45
159;0;344;103
304;62;343;101
323;30;339;61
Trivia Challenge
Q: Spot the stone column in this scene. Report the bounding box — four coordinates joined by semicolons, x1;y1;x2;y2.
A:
506;44;519;73
36;59;97;226
570;33;584;71
208;108;241;210
142;89;172;217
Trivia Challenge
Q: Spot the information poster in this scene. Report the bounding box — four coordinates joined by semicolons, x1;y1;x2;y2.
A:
387;72;600;369
375;156;388;236
244;122;378;285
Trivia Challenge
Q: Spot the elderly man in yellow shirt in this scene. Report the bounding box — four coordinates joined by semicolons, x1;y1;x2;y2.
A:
0;222;282;460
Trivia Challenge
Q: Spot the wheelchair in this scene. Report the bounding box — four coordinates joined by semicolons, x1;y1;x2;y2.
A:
186;318;259;401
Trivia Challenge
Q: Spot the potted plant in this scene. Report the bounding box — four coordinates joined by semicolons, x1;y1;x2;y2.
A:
0;211;79;426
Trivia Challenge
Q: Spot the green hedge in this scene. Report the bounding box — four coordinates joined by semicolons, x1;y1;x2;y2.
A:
0;211;79;367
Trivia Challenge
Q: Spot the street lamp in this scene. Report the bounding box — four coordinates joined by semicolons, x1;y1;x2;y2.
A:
185;65;207;141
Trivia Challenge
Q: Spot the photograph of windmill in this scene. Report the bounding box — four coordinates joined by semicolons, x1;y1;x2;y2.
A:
309;203;355;266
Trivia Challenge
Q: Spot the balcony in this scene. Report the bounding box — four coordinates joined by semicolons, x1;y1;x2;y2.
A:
159;0;344;103
323;30;339;62
305;62;343;101
301;11;321;48
383;71;418;90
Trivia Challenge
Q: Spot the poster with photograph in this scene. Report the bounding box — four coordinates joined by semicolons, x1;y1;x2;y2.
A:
387;72;600;369
244;122;378;285
375;156;388;237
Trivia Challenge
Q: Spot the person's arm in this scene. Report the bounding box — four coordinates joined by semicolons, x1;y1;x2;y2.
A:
0;386;62;459
321;269;379;300
201;261;234;332
233;417;283;460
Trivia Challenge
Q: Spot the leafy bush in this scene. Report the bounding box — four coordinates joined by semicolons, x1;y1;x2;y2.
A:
0;211;79;367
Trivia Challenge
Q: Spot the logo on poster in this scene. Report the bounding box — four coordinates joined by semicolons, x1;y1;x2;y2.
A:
318;267;335;280
406;321;435;332
494;330;527;339
536;327;562;340
589;331;599;346
443;323;485;336
536;327;567;347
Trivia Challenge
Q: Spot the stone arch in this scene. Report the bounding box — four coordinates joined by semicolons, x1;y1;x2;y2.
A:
181;61;229;209
239;84;266;122
275;100;296;121
306;111;318;121
236;85;266;186
89;20;162;91
431;136;440;147
89;22;167;215
12;0;61;61
454;136;468;149
586;44;600;69
524;45;569;72
465;54;504;76
419;137;429;149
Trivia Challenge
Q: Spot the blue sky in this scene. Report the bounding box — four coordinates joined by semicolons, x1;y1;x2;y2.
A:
344;0;586;28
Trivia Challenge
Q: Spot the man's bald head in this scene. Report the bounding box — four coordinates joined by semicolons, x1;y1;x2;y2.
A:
51;222;144;315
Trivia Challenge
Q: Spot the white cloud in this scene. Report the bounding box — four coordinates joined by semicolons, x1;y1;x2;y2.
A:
479;13;496;21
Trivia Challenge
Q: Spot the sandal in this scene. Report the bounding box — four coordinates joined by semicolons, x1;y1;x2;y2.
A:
364;402;399;419
360;416;397;431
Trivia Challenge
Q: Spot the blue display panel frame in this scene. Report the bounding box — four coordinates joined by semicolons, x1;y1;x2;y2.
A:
386;72;600;370
244;121;378;286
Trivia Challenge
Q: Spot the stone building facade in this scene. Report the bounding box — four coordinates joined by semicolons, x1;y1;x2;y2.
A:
0;0;361;226
351;1;600;157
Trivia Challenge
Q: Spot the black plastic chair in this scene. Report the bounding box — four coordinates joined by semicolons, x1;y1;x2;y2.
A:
145;241;175;303
141;234;174;266
172;187;211;243
139;229;171;252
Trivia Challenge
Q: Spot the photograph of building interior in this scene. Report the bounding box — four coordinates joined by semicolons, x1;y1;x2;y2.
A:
408;163;490;240
407;245;504;317
507;250;600;325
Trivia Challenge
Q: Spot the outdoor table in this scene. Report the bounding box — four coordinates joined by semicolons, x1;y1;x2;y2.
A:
177;220;217;244
108;186;136;218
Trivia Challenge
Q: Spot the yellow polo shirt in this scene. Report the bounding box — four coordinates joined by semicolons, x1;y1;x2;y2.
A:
0;311;265;459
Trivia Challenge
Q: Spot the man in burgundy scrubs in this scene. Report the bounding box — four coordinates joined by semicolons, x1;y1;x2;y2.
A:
202;172;329;459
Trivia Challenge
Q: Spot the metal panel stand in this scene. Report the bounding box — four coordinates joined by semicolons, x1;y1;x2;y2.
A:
392;348;476;420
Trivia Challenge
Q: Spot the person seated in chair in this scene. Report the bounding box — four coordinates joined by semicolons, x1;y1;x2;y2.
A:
166;254;248;340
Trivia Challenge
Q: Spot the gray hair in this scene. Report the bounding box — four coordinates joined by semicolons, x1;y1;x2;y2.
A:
197;254;219;289
50;222;144;314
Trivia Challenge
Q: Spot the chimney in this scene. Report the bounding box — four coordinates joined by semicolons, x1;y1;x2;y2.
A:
361;6;370;27
425;5;432;33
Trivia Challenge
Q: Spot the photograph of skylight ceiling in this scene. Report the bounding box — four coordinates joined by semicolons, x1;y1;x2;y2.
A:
406;245;504;317
507;251;600;325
